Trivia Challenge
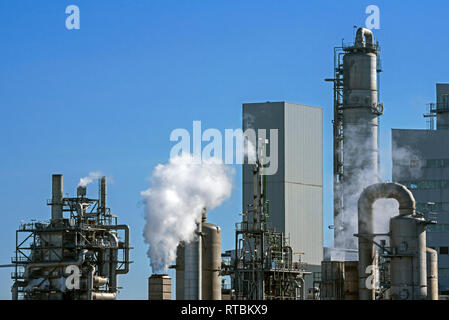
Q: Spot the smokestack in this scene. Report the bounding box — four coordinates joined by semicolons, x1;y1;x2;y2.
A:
77;186;86;198
51;174;63;221
100;176;107;214
148;274;172;300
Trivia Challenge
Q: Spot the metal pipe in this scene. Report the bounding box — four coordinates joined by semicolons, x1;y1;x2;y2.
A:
355;27;374;48
92;292;117;300
106;232;118;292
426;247;438;300
87;265;95;300
357;182;416;300
102;225;130;275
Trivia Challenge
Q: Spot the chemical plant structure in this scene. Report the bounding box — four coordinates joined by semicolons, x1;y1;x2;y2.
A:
222;159;310;300
11;174;131;300
326;27;384;252
320;27;439;300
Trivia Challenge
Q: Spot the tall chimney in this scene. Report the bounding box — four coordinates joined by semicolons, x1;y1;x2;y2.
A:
100;176;107;214
51;174;63;221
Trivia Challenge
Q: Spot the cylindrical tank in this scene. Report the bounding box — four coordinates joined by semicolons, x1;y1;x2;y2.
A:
51;174;63;221
389;214;427;300
336;28;381;250
201;209;222;300
184;222;202;300
426;247;438;300
175;242;185;300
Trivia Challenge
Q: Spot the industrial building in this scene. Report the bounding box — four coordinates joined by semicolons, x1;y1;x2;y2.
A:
6;26;446;301
242;101;323;291
392;83;449;294
226;161;311;300
10;175;131;300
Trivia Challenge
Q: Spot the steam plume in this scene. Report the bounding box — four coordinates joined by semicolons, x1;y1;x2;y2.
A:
78;171;103;187
141;155;233;273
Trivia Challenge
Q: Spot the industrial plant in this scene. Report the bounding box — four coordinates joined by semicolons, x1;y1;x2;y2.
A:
5;26;449;301
10;175;131;300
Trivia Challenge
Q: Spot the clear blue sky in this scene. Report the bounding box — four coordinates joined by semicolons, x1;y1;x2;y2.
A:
0;0;448;299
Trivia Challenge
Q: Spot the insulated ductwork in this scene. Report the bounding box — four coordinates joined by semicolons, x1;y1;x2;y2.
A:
357;182;416;300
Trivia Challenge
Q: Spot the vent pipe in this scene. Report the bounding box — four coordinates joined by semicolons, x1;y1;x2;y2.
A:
355;27;374;48
426;247;439;300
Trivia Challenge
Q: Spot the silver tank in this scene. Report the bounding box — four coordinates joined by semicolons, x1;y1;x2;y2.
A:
338;27;381;249
175;208;222;300
389;214;427;300
201;209;222;300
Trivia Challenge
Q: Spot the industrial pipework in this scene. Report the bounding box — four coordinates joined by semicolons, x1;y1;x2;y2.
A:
11;174;131;300
357;182;435;300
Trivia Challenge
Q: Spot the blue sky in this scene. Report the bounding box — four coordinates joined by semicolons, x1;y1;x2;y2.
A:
0;0;448;299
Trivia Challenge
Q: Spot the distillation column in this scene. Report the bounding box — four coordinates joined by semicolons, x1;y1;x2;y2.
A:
335;28;383;249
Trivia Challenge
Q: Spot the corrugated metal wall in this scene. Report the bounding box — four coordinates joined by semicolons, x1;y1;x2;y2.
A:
242;102;323;266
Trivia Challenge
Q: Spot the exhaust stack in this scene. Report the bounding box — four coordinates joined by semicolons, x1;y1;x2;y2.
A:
51;174;63;221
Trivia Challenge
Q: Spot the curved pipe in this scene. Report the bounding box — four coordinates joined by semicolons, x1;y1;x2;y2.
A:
103;225;130;275
297;278;306;300
355;27;374;48
357;182;416;300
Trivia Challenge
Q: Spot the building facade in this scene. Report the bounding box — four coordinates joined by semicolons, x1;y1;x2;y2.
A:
242;101;323;269
392;84;449;294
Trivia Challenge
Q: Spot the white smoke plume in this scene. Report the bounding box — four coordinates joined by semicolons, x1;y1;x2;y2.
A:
141;155;233;274
334;125;424;250
78;171;103;187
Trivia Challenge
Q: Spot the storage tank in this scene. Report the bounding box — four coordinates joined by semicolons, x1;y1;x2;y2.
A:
201;208;222;300
389;214;427;300
175;208;222;300
184;223;202;300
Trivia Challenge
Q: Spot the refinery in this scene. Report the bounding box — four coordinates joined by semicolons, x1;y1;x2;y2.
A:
1;5;449;303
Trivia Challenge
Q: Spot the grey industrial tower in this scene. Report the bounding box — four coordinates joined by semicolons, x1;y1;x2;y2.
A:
242;102;323;282
392;83;449;294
